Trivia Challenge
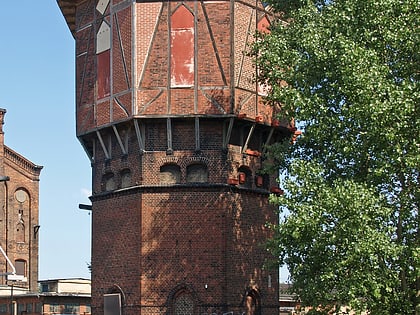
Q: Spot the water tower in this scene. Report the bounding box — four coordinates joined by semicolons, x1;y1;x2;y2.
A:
58;1;288;314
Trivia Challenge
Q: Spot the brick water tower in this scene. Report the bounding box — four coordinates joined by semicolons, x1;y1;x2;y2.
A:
58;1;289;314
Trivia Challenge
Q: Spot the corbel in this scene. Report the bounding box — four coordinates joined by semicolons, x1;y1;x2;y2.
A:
96;130;110;160
112;125;127;155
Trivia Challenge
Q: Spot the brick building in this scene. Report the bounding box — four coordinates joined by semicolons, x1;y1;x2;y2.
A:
0;278;91;315
58;1;291;315
0;108;42;292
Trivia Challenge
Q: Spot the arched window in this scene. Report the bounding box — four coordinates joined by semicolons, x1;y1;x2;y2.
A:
104;293;122;315
103;173;116;191
14;189;28;243
120;169;132;188
174;292;194;315
104;284;125;315
186;163;208;183
160;164;181;184
170;5;194;87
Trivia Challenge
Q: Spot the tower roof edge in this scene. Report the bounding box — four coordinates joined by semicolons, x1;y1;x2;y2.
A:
57;0;77;36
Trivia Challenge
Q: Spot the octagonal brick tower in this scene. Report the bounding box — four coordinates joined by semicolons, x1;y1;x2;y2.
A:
58;1;290;315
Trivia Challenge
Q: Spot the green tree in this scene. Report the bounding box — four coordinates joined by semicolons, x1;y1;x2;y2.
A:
254;0;419;314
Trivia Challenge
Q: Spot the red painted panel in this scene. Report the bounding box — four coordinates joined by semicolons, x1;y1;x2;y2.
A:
257;16;270;34
97;49;110;99
172;5;193;29
171;6;194;87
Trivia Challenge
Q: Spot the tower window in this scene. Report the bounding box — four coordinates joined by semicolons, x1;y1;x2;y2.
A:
186;164;208;183
120;169;132;188
160;164;181;184
103;173;116;191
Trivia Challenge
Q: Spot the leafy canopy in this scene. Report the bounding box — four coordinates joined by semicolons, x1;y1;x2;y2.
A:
255;0;419;314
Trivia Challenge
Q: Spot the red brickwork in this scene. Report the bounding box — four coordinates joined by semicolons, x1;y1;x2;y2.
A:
113;93;132;120
91;186;278;315
3;148;42;291
112;6;132;95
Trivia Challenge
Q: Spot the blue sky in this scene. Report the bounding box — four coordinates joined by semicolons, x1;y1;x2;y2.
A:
0;2;92;279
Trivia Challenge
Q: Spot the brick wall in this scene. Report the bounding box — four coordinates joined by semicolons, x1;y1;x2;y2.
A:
1;145;42;292
91;187;278;315
88;116;280;315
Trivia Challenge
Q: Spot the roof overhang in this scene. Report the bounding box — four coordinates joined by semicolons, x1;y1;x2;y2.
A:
57;0;77;36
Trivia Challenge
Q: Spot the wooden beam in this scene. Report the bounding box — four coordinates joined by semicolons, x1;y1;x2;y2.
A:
133;119;145;154
223;118;234;149
57;0;77;35
79;138;94;163
96;130;110;160
112;125;127;155
242;123;256;154
195;117;200;151
262;127;275;156
166;118;173;154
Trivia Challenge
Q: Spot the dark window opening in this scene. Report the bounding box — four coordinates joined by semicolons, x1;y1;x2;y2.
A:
121;169;132;188
160;164;181;184
15;260;26;276
186;164;208;183
103;173;116;191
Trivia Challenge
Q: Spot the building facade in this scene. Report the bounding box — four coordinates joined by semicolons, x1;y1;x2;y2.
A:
0;278;91;315
58;1;291;315
0;108;42;292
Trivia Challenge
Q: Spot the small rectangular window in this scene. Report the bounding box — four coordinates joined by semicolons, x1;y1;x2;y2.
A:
15;260;25;276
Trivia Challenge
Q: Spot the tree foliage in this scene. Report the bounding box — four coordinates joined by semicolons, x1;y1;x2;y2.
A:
255;0;419;313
